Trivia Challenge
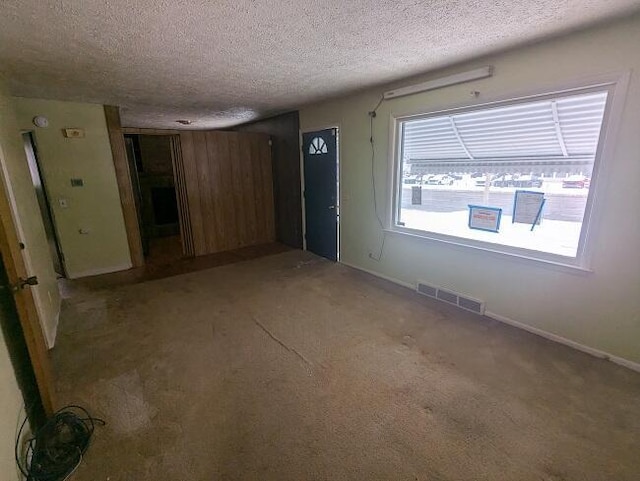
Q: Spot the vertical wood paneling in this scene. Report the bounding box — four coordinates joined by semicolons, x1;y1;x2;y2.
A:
234;111;302;248
252;133;274;243
205;132;224;251
215;132;238;250
241;136;258;245
229;133;247;248
259;137;276;241
195;132;217;254
249;134;267;242
179;131;207;255
207;132;226;252
180;131;275;255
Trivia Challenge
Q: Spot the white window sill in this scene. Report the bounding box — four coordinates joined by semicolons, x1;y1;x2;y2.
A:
385;227;594;275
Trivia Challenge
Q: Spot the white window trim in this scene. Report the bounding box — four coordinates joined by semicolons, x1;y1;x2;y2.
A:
387;71;631;271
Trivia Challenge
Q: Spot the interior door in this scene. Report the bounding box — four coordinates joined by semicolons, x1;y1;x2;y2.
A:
0;180;55;416
302;129;338;261
0;254;46;427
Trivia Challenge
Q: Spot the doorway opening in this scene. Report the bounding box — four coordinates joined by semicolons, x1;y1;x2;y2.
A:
22;132;65;278
301;127;340;261
124;134;184;267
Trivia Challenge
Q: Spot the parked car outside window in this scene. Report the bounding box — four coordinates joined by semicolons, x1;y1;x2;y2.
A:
513;174;543;188
562;175;590;188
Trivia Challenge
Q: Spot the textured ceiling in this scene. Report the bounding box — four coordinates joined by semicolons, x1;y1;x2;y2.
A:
1;1;639;129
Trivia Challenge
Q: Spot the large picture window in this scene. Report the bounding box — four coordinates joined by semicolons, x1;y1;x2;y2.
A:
393;86;612;265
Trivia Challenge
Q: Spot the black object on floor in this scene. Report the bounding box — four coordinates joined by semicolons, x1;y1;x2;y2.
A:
16;405;105;481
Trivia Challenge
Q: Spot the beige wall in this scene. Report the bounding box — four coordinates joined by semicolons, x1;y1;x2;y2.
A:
0;327;24;481
13;98;132;278
0;80;60;348
300;16;640;364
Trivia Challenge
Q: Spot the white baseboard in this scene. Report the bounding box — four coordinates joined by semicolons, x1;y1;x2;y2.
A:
31;285;57;349
484;310;640;373
47;307;60;350
339;260;640;373
339;260;415;289
67;262;133;279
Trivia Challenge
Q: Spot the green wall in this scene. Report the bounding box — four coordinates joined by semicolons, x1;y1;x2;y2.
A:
0;327;23;481
300;16;640;365
13;98;132;278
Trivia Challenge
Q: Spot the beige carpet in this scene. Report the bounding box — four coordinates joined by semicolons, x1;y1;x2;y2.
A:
53;250;640;480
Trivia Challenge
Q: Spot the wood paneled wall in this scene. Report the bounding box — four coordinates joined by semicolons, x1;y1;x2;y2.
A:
234;111;302;248
179;131;275;255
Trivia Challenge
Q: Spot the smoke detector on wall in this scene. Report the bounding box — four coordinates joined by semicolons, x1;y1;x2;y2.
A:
33;115;49;128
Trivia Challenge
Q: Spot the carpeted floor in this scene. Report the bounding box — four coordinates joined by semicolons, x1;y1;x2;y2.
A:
53;250;640;481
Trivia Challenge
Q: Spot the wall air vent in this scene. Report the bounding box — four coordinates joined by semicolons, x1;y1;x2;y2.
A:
416;281;485;315
436;289;458;304
416;282;437;297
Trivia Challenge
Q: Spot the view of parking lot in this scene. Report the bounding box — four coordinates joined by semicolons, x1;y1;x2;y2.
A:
398;174;590;257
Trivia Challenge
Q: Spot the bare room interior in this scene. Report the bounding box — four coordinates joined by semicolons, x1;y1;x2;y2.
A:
0;2;639;480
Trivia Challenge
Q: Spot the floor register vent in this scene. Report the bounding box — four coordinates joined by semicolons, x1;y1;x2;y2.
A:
416;281;485;315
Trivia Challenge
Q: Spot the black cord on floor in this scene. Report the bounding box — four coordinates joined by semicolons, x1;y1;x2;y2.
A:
15;405;105;481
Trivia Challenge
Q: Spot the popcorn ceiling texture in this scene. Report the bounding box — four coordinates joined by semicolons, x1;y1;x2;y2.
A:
1;0;639;129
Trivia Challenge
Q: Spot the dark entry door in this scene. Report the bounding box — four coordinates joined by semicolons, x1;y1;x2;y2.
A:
302;129;338;261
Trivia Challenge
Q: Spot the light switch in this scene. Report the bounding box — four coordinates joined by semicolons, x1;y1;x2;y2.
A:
59;198;68;208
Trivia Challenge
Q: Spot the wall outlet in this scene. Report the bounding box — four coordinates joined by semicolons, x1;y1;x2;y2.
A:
58;198;68;208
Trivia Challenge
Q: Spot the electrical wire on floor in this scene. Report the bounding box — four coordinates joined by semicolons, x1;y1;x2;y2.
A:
368;94;386;261
15;405;105;481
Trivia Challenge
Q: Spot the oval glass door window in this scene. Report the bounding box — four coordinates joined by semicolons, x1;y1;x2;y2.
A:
309;137;328;155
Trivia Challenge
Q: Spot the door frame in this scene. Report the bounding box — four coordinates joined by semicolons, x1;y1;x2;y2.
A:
299;124;341;261
123;131;194;258
123;135;147;256
105;114;195;264
21;131;66;277
104;106;145;267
